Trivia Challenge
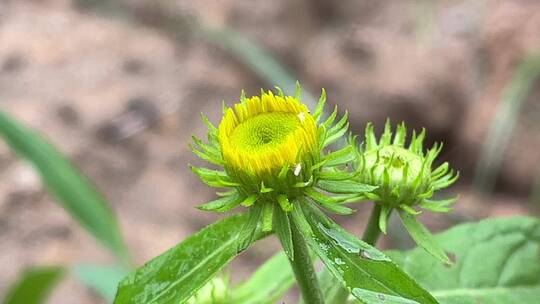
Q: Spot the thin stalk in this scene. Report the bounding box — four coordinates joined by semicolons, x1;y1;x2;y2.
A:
362;204;383;246
280;220;325;304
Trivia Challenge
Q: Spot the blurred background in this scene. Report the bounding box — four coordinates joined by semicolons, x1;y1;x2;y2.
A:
1;0;539;303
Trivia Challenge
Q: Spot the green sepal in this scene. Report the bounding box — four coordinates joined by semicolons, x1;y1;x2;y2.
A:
189;144;224;166
323;123;349;148
260;182;274;193
380;119;392;145
409;128;426;154
304;189;357;215
392;122;407;147
432;171;459;190
262;202;274;232
318;170;358;181
295;81;302;101
323;145;356;167
327;111;349;138
399;204;421;215
379;205;392;234
304;188;340;205
323;111;349;148
277;195;293;212
419;197;456;213
312;199;356;215
398;210;451;265
316;180;377;194
216;189;236;197
197;192;244;212
190;166;239;188
364;122;378;150
274;207;294;260
322;105;338;131
313;89;326;123
237;206;263;252
241;195;258;207
293;175;314;188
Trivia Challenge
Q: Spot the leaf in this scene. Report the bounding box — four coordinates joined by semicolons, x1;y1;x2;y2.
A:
4;266;65;304
293;203;438;304
387;217;540;304
232;252;295;304
72;264;128;302
114;214;266;304
398;211;450;265
0;112;128;258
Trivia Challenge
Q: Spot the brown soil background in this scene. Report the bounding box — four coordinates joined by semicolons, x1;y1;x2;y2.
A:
1;0;539;303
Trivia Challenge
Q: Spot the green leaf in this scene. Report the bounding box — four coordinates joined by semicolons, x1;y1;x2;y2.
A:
232;252;295;304
114;214;266;304
293;203;438;304
387;217;540;304
398;211;450;265
72;264;128;302
274;208;294;260
0;112;127;259
317;180;377;194
4;266;65;304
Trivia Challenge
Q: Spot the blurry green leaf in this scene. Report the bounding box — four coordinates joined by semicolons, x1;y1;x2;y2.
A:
474;52;540;192
232;252;294;304
398;211;450;265
114;213;266;304
293;203;438;304
387;217;540;304
0;112;128;259
4;266;65;304
72;264;128;303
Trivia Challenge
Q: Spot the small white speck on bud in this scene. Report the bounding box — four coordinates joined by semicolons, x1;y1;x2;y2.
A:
294;163;302;176
297;112;306;122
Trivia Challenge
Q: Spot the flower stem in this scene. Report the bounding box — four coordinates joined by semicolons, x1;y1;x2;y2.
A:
282;220;325;304
362;203;382;245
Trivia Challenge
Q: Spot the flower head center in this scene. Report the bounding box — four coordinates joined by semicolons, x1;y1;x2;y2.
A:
230;112;300;152
218;92;318;178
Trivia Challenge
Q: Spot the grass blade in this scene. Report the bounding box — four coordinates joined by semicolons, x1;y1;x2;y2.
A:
0;112;128;259
474;52;540;192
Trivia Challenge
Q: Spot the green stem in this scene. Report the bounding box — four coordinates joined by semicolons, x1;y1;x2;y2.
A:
282;219;325;304
362;203;382;245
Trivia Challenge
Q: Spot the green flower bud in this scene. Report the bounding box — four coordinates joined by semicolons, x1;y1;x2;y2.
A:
357;120;458;224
